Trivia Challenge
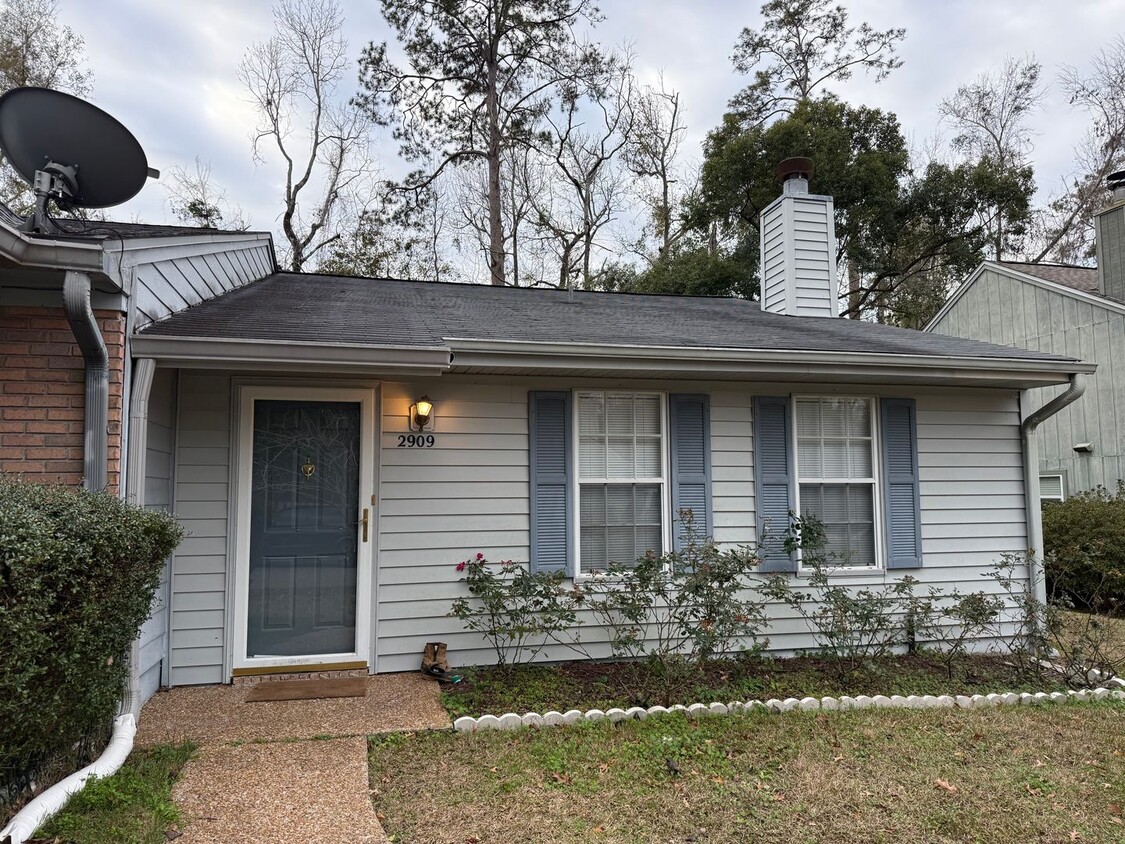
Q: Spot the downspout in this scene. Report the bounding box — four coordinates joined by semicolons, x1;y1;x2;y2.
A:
1021;373;1086;607
124;358;156;719
62;270;109;492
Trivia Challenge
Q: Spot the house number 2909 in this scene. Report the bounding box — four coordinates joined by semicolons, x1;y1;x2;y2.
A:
397;434;435;448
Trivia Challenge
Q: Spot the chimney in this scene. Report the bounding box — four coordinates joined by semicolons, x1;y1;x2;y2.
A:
759;157;838;317
1095;170;1125;304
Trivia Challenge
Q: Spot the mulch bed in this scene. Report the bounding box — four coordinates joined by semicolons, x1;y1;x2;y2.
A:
441;653;1068;717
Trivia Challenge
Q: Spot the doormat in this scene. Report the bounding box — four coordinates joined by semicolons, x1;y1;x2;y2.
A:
245;677;368;703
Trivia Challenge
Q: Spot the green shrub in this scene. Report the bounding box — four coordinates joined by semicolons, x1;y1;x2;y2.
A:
1042;482;1125;612
0;477;183;800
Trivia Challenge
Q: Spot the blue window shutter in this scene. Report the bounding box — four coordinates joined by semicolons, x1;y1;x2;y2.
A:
529;391;572;575
753;396;796;572
880;398;922;569
669;394;712;550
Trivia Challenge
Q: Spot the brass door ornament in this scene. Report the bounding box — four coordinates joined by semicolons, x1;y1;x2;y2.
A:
300;457;316;478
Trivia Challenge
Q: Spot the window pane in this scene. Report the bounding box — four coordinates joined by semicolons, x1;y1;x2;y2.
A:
848;440;872;477
606;395;634;435
846;399;871;437
634;483;661;523
608;437;635;478
635;396;661;435
797;439;821;476
821;400;847;437
606;485;634;525
608;526;637;566
799;482;876;567
636;438;661;477
579;393;605;435
796;399;820;437
636;525;662;557
580;484;605;524
579;436;606;477
822;439;848;477
581;527;608;571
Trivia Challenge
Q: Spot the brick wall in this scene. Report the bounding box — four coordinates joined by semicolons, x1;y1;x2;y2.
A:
0;305;126;492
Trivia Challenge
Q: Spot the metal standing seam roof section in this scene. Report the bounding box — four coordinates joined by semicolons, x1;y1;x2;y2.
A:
136;271;1081;363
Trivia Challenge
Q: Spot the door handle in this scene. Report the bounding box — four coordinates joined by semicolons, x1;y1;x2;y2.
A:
360;508;369;542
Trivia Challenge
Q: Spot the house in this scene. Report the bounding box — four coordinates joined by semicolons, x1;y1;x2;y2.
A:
926;172;1125;502
0;162;1093;699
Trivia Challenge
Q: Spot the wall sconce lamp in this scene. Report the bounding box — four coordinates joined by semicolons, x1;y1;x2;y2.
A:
410;396;434;431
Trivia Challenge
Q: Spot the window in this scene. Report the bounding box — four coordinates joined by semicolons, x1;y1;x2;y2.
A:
1040;473;1065;503
576;391;666;572
793;397;879;568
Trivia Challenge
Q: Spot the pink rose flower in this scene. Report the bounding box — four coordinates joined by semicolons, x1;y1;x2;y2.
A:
456;561;467;572
476;552;485;561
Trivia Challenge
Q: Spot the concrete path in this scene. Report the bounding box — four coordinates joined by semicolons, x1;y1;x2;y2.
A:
138;673;451;843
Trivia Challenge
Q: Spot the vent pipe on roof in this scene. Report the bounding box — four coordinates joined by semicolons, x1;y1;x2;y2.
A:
1095;170;1125;304
759;158;838;318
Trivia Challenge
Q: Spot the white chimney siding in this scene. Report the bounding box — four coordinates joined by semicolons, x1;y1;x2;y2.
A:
759;176;838;318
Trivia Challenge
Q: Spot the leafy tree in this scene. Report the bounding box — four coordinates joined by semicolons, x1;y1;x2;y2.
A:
354;0;609;286
240;0;377;271
938;55;1043;259
729;0;904;125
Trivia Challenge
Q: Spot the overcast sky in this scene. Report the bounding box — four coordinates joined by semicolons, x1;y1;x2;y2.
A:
56;0;1125;237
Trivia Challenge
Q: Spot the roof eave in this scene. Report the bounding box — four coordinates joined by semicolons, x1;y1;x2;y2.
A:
130;334;452;375
445;337;1093;388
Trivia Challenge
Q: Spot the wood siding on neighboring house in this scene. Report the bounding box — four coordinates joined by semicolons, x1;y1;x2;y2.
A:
0;305;125;491
161;373;1029;682
139;368;177;698
132;237;274;329
930;266;1125;493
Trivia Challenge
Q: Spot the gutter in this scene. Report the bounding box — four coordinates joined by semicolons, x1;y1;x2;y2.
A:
63;271;109;492
446;337;1094;387
1021;373;1087;608
0;219;106;274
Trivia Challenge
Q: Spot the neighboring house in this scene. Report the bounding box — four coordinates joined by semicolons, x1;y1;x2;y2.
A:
0;166;1093;697
926;176;1125;502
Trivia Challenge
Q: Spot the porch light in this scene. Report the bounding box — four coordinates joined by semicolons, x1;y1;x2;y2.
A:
410;396;434;431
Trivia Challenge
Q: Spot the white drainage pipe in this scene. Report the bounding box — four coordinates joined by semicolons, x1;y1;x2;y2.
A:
0;714;137;844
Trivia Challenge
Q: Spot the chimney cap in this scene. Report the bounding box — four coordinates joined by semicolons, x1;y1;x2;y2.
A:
777;157;815;183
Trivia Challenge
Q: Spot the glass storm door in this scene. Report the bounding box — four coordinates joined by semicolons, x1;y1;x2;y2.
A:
247;400;361;658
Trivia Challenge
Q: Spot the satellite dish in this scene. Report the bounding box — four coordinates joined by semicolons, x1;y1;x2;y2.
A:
0;86;159;232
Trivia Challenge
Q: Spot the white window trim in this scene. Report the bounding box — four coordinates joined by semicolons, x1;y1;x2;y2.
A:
791;395;885;572
1039;472;1066;502
570;390;672;578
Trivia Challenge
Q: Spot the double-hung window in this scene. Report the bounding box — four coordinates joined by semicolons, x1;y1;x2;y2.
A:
576;391;666;573
793;397;878;568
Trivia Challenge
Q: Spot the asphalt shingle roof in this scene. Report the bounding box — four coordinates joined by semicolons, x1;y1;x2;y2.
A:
30;219;269;240
138;272;1076;363
999;261;1100;295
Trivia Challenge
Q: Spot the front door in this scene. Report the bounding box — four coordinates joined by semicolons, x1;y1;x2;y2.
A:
247;399;361;659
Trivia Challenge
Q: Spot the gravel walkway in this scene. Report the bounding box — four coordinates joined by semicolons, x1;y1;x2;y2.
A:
173;736;386;843
139;672;450;842
137;672;450;746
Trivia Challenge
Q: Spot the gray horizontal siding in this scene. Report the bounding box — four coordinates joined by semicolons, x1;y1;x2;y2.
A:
168;372;231;686
931;266;1125;492
134;241;274;328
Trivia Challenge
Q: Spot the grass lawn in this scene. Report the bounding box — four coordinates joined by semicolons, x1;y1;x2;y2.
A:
370;703;1125;844
441;654;1067;718
33;742;195;844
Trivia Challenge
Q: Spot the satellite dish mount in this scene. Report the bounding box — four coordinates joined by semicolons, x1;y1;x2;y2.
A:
0;86;158;234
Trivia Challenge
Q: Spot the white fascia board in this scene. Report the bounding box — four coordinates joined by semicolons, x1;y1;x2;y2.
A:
130;334;452;373
445;336;1094;386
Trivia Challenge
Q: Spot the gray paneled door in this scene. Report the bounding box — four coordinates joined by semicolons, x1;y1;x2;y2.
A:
247;400;360;658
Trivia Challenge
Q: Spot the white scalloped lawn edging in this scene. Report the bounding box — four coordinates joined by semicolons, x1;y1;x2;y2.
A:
451;684;1125;733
